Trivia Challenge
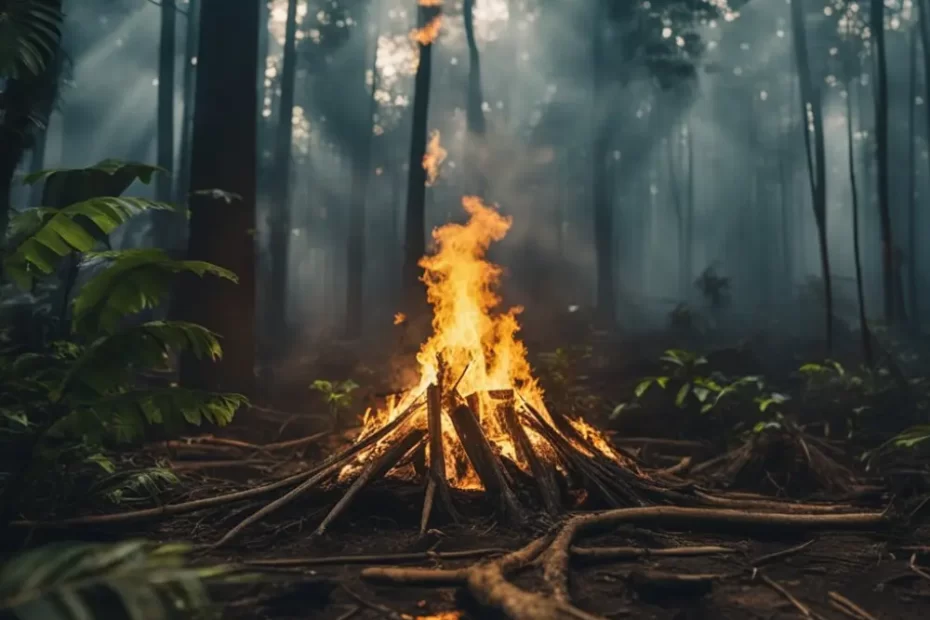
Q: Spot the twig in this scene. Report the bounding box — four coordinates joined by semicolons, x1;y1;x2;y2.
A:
611;437;707;450
572;545;737;562
908;553;930;582
750;539;816;567
757;572;813;618
245;547;510;567
827;591;877;620
335;606;360;620
260;431;331;452
655;457;692;477
694;491;851;514
170;459;274;471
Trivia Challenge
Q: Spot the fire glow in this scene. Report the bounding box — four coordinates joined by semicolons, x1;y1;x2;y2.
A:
341;197;625;491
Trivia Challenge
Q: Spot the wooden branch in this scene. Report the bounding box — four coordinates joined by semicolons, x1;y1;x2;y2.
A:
828;591;878;620
245;547;509;567
496;391;561;515
212;403;422;547
750;539;815;567
260;430;330;452
449;403;524;523
421;383;459;533
571;545;737;562
694;490;852;513
316;428;426;536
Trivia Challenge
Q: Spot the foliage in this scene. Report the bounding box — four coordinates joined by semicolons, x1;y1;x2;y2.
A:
536;345;602;412
0;540;231;619
311;379;359;428
88;464;180;505
0;0;63;79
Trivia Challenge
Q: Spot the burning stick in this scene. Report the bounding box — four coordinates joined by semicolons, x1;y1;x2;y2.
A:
449;402;524;524
493;390;561;515
316;427;426;537
421;382;460;533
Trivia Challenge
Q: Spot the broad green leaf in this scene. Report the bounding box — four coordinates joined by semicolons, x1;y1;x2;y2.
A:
310;379;334;394
0;0;62;79
656;376;670;389
692;386;710;403
633;378;654;398
675;383;691;408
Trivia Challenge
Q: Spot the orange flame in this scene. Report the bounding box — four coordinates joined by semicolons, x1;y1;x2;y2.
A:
342;197;623;490
423;130;447;187
417;0;444;5
394;312;407;326
411;15;443;46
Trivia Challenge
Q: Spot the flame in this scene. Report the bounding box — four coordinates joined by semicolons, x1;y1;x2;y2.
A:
417;0;444;5
423;130;447;187
411;15;443;46
394;312;407;326
342;197;625;490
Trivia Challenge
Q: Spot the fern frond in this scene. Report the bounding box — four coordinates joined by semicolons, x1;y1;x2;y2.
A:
0;0;63;79
0;540;229;619
3;198;175;290
56;321;222;398
61;389;245;443
92;467;180;504
22;160;165;188
72;249;237;335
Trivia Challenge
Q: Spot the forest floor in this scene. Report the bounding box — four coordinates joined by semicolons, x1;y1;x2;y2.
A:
13;322;930;619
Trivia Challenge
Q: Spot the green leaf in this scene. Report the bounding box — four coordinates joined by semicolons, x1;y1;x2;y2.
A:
72;249;237;335
0;0;62;79
799;363;827;374
656;376;670;389
190;188;242;204
692;386;710;403
4;198;175;290
310;379;334;394
85;453;116;474
700;403;714;414
633;378;654;398
675;382;691;408
0;540;231;619
338;379;360;394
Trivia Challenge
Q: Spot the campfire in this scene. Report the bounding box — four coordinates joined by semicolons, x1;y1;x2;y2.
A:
217;197;659;546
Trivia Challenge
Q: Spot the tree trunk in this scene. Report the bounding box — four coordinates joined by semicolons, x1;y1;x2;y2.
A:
908;25;919;330
685;121;694;299
346;6;381;338
268;0;299;351
402;3;440;308
157;0;177;200
871;0;897;325
175;0;259;396
592;5;615;325
176;0;201;205
847;75;874;367
791;0;833;351
463;0;487;196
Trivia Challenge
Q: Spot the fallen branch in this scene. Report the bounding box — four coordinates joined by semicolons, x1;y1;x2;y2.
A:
245;547;510;567
828;591;877;620
572;545;737;562
694;490;852;514
757;572;817;619
260;431;330;452
750;539;815;567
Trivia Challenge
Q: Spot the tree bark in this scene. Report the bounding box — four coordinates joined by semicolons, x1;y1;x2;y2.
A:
791;0;833;352
157;0;177;200
268;0;299;350
908;25;919;330
175;0;259;396
871;0;896;324
847;75;874;367
402;3;439;308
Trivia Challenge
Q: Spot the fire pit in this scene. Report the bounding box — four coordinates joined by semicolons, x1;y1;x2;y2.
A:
217;197;659;546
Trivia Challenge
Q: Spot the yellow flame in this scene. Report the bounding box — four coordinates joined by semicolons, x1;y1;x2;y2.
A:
342;197;626;490
394;312;407;326
411;15;443;46
417;0;444;5
423;130;447;187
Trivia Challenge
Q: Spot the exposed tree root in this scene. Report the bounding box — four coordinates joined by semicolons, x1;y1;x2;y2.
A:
361;506;886;619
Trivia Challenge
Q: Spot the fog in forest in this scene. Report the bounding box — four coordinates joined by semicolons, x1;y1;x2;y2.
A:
16;0;927;361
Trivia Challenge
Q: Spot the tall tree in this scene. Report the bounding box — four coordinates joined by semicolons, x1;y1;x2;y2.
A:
176;0;201;204
871;0;896;324
463;0;487;196
346;4;381;338
402;2;441;306
157;0;177;201
791;0;833;351
908;25;919;330
175;0;259;395
592;2;615;325
268;0;299;348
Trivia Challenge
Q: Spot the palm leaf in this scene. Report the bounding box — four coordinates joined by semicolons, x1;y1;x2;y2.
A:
72;249;237;336
55;321;222;399
0;0;63;79
23;160;166;208
0;540;229;619
3;198;175;290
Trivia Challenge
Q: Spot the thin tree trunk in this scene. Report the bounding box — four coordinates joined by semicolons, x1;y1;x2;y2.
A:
346;6;381;338
402;3;440;308
871;0;897;324
592;4;615;325
791;0;833;351
176;0;259;395
667;131;685;298
176;0;201;204
157;0;177;201
685;121;694;299
908;25;919;330
268;0;299;351
463;0;487;196
847;76;874;367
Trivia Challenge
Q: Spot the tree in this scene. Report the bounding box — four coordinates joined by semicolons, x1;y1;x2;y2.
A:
791;0;833;351
592;2;615;325
402;1;441;307
871;0;897;325
176;0;201;204
267;0;299;348
157;0;177;202
174;0;259;396
463;0;488;196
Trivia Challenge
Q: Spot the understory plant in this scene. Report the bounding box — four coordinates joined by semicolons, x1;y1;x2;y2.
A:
0;160;247;521
310;378;359;430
